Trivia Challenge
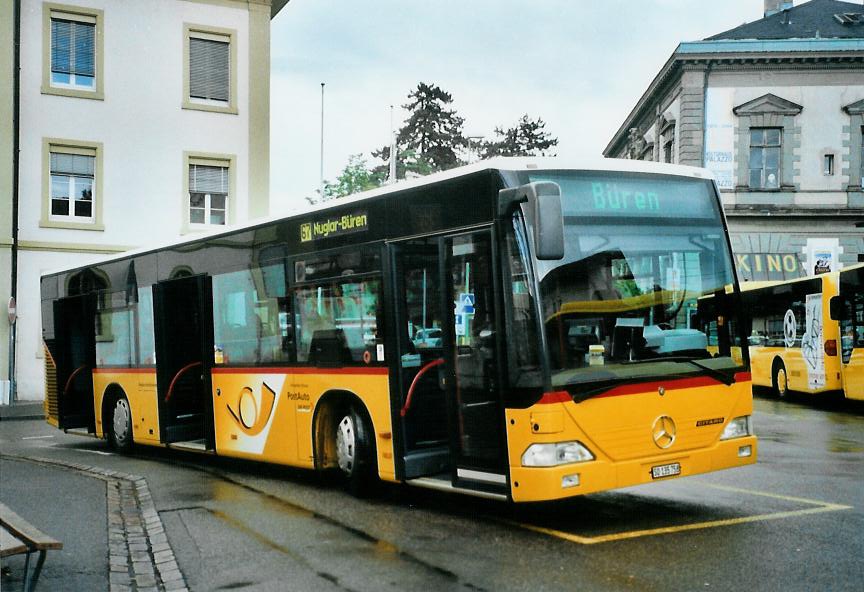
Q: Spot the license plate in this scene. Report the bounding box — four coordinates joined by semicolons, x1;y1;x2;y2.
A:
651;462;681;479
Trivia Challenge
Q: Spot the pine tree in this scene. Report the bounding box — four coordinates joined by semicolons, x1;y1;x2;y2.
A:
482;114;558;158
373;83;467;179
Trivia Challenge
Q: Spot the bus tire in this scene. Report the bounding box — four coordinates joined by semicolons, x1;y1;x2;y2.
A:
772;360;789;399
108;394;134;452
334;404;377;496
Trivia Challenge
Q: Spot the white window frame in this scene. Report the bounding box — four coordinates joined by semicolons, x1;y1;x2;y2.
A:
183;153;236;233
183;24;237;115
41;138;104;231
42;3;104;100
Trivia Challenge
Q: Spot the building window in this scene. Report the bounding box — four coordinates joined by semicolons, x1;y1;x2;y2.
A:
183;25;237;114
661;123;675;164
42;139;104;230
42;4;103;99
189;163;229;226
824;154;835;176
50;151;94;221
749;128;781;189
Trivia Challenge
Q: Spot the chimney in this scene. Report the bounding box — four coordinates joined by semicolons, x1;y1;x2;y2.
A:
764;1;793;17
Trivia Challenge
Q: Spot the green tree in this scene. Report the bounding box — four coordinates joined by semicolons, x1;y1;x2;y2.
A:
322;154;383;200
373;82;467;179
482;114;558;158
372;147;436;182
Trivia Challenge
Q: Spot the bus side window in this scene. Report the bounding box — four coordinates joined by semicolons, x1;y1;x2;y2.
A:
505;214;541;386
213;264;293;365
294;278;382;366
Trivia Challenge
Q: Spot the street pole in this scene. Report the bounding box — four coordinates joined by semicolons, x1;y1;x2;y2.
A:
319;82;325;199
389;105;397;183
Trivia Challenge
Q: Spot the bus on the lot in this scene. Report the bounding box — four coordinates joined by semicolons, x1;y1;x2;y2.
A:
41;158;756;502
743;263;864;400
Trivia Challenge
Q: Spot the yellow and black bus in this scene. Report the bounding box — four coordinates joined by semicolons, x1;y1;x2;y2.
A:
41;158;756;502
744;263;864;400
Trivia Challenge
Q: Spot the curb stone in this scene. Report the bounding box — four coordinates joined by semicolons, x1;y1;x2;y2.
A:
0;454;188;592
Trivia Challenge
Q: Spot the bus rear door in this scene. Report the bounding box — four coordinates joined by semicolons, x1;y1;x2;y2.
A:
52;293;97;432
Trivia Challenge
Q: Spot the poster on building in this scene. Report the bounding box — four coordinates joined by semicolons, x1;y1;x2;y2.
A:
703;89;736;190
804;238;840;276
802;293;825;389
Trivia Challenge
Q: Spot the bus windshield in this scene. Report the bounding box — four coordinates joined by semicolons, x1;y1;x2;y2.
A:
524;171;744;394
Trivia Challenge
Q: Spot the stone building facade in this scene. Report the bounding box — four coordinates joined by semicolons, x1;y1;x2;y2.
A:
2;0;289;402
604;0;864;282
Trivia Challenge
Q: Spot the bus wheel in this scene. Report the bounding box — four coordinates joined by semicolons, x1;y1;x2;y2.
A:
772;361;789;399
109;396;133;452
335;405;376;496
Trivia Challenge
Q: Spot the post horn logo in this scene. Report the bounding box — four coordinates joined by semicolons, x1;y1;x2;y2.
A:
227;382;276;436
651;415;677;449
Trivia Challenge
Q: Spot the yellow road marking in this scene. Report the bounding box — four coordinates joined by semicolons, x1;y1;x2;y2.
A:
510;484;852;545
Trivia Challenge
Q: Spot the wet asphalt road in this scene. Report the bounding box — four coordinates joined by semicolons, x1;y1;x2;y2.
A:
1;391;862;592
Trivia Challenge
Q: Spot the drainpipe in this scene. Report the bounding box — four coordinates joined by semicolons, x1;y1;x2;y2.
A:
701;62;712;168
9;0;21;402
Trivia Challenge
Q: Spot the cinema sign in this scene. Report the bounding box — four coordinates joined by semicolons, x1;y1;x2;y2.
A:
735;253;803;281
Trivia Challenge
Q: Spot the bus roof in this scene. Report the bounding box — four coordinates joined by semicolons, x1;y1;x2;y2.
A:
40;157;716;278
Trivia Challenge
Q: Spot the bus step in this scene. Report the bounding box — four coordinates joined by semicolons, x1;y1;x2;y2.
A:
168;439;210;453
406;476;508;501
65;427;96;438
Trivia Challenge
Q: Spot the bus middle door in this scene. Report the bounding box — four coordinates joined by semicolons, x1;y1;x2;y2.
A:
153;274;215;448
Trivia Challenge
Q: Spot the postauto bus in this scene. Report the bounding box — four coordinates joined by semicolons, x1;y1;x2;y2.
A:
41;158;756;502
744;263;864;400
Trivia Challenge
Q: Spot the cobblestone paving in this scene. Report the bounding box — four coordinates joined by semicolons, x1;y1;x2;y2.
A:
2;454;188;592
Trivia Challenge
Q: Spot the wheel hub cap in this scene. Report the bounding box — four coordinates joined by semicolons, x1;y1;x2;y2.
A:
336;415;355;473
113;400;130;444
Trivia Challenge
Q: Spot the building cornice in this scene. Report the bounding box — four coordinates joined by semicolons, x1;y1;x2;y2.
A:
604;38;864;157
179;0;288;19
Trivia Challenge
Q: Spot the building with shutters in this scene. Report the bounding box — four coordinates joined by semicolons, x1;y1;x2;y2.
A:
604;0;864;283
1;0;289;402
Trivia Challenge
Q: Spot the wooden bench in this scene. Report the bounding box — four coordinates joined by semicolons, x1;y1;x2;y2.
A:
0;502;62;592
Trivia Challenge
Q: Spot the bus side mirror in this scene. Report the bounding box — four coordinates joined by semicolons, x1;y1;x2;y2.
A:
829;295;845;321
498;181;564;260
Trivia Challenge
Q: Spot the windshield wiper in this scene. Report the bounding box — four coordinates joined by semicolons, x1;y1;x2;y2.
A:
625;356;735;386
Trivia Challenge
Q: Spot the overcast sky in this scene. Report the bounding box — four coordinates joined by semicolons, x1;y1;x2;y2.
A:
269;0;763;212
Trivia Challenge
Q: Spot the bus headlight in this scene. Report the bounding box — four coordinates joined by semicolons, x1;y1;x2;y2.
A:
521;441;594;467
720;415;752;440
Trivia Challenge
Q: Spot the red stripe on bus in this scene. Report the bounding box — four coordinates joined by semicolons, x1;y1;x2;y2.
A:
537;391;572;405
210;366;389;376
92;368;155;374
541;371;750;405
594;376;728;399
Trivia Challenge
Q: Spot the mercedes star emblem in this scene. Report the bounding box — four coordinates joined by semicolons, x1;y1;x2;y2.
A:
652;415;677;449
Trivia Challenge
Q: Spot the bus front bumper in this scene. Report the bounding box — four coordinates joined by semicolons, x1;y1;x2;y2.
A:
509;436;757;502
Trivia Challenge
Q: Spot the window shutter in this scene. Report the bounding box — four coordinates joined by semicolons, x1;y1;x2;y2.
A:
189;38;229;102
189;165;228;194
73;21;95;77
50;153;95;176
51;19;95;76
51;19;72;74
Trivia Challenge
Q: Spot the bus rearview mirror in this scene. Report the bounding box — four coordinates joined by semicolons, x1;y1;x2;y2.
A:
498;181;564;260
829;295;845;321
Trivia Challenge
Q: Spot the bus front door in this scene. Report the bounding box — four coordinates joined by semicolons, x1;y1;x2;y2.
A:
53;294;97;432
442;232;508;492
153;274;215;448
391;232;507;493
